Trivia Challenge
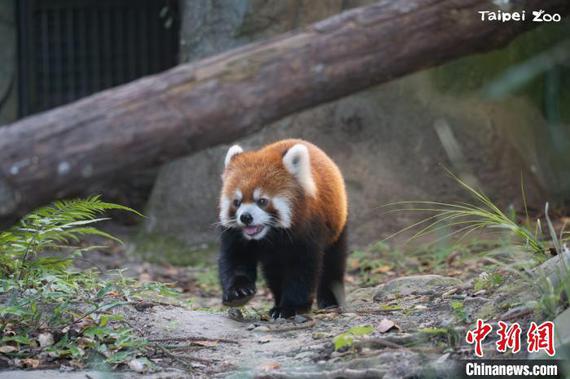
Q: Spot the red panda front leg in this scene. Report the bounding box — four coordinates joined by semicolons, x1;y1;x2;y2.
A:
218;230;258;307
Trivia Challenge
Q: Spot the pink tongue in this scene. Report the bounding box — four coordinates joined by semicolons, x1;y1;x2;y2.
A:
244;226;259;235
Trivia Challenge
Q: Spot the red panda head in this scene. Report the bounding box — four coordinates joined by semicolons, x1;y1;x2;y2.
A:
219;143;316;240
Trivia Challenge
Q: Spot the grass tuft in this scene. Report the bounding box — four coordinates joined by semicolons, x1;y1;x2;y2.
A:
383;170;544;255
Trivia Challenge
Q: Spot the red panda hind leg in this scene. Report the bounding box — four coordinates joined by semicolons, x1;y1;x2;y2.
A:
260;232;321;319
317;225;348;309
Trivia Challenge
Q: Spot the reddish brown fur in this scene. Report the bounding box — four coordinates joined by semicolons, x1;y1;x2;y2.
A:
221;139;347;243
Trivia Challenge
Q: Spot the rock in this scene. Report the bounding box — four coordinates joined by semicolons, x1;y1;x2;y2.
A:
529;306;570;359
374;275;462;300
532;248;570;290
377;318;399;333
128;358;148;373
37;333;54;348
294;314;311;323
347;287;376;304
294;351;316;361
142;0;544;252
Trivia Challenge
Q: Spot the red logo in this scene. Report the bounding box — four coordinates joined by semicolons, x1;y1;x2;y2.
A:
527;321;555;356
496;321;522;353
466;319;493;357
466;320;556;357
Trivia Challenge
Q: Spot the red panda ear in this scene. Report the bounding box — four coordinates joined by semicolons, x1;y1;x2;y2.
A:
282;144;317;197
224;145;243;168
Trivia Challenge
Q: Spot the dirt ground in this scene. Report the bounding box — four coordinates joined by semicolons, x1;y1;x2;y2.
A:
1;225;564;378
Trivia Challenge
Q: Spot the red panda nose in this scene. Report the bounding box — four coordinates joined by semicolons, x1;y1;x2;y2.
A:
240;213;253;225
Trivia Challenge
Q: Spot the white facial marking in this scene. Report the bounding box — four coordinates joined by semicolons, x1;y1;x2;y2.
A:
253;188;263;201
224;145;243;168
272;196;292;228
282;144;317;197
219;196;231;226
219;189;243;227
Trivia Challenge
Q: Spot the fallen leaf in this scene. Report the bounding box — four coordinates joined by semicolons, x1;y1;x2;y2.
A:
192;340;219;347
349;259;361;270
377;318;399;333
21;358;40;368
0;345;17;353
259;361;281;371
372;265;392;274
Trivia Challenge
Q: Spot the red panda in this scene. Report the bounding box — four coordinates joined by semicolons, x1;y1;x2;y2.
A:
218;139;348;319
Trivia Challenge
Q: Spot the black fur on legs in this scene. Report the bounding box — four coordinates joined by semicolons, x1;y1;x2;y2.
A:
218;228;258;307
218;220;347;318
317;225;348;309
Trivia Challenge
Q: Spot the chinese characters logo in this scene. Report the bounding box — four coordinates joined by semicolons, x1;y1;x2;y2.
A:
466;319;555;357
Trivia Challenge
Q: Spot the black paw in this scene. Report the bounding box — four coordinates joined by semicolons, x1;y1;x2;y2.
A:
269;306;296;319
222;282;256;307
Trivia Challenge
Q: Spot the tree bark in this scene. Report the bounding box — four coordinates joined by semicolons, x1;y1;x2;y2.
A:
1;0;569;221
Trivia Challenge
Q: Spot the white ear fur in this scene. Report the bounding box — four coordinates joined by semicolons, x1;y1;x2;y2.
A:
282;144;317;197
224;145;243;167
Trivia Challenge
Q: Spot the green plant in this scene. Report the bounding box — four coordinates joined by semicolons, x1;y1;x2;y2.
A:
384;171;545;256
386;170;570;322
0;197;163;369
1;196;140;280
450;300;467;323
333;325;374;351
473;272;504;292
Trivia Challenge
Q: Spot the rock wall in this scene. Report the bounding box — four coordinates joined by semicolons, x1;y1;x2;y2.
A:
142;0;557;250
0;0;17;125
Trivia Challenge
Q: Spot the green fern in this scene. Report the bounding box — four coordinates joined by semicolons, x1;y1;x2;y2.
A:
0;196;142;280
0;197;155;368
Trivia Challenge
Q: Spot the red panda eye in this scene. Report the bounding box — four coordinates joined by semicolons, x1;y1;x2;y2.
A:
233;199;241;207
257;198;268;207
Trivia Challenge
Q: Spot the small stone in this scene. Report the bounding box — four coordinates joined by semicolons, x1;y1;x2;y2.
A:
436;352;450;363
294;314;310;323
442;288;458;298
228;308;244;321
128;358;147;373
312;332;331;339
38;333;54;348
294;351;314;360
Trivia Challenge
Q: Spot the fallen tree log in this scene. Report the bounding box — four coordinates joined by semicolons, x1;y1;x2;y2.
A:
1;0;569;222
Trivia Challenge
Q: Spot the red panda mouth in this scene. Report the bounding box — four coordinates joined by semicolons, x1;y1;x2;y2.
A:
243;225;265;237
